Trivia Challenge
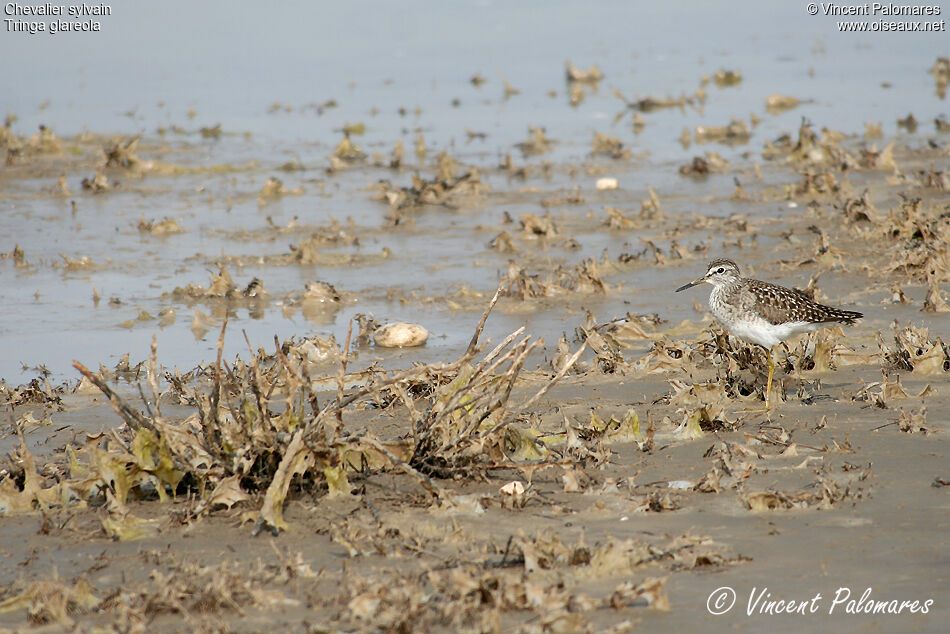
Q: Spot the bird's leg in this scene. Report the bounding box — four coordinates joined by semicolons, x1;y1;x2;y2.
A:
737;346;776;415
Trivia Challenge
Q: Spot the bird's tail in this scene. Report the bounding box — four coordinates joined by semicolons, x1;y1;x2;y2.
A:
824;307;863;325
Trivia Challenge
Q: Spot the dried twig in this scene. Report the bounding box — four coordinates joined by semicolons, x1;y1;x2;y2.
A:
335;318;354;430
462;283;504;359
362;434;445;499
147;334;162;419
274;335;319;416
72;360;157;434
478;341;587;439
205;312;230;456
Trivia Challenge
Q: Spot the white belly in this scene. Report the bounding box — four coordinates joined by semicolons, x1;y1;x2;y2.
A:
716;314;822;348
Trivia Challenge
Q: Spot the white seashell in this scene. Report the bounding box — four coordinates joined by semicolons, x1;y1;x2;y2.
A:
595;177;619;190
500;481;525;496
373;322;429;347
667;480;694;490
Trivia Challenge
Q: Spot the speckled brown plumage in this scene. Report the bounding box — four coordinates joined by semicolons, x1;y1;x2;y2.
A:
677;258;863;349
676;258;863;408
725;278;863;326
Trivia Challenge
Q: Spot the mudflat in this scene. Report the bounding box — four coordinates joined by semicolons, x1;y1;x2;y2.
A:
1;5;949;632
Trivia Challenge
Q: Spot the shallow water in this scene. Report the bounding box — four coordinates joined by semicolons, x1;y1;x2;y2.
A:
1;0;946;381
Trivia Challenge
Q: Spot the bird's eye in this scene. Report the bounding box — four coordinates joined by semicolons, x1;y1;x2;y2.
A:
716;267;724;273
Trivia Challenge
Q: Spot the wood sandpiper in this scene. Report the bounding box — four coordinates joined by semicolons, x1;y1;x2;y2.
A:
675;258;863;409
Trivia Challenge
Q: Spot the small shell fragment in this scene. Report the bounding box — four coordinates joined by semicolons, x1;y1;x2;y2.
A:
373;322;429;347
500;481;525;496
596;177;619;190
765;93;800;114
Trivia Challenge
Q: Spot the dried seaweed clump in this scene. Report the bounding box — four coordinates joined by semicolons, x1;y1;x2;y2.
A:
837;191;878;225
330;529;750;631
404;332;546;476
2;123;62;164
694;119;751;145
376;162;486;211
515;126;555;156
518;212;558;238
743;474;866;511
914;165;949;190
105;558;285;624
933;57;950;98
103;134;141;169
137;217;185;236
567;313;655;374
10;289;581;538
612;88;689;113
26;124;63;154
501;258;607;300
713;69;742;87
257;176;303;204
328;134;367;170
337;538;680;631
291;217;360;246
858;141;897;170
679;152;730;177
880;324;949;375
764;94;800;114
565;61;603;83
283;220;363;264
764;119;857;168
80;172;113;192
1;244;27;267
0;556;308;628
785;328;845;375
637;329;776;404
877;197;950;282
0;116;20;150
795;169;839;196
170;268;269;303
0;577;99;626
0;376;66;410
590;132;630;160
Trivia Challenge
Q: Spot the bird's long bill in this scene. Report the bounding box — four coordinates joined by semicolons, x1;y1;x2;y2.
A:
675;278;703;292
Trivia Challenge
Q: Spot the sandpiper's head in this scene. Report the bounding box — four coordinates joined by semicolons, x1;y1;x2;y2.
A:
675;258;741;292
